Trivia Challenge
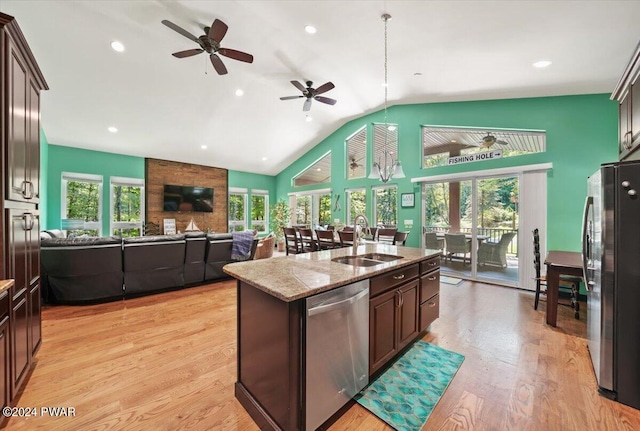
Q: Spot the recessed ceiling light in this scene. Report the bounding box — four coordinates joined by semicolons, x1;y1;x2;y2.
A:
201;145;207;149
533;60;552;68
261;157;267;161
110;41;125;52
305;25;317;34
316;168;322;171
306;116;313;122
108;126;118;133
235;89;244;96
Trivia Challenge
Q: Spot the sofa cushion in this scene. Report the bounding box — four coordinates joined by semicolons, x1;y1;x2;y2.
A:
123;234;185;244
42;236;122;247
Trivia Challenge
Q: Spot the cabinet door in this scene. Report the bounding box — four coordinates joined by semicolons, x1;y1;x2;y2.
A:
397;280;420;352
0;315;9;412
27;80;41;202
6;36;30;203
6;210;28;293
369;289;398;375
11;290;29;398
26;213;40;287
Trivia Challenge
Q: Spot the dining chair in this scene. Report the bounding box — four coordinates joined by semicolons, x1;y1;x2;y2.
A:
444;233;471;263
338;230;355;248
477;232;516;267
283;227;301;255
298;228;317;252
425;232;441;250
368;227;378;241
316;229;339;250
532;228;581;319
377;228;397;244
393;231;409;246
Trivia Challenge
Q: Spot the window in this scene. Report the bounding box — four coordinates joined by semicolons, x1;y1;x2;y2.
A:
251;190;269;233
422;126;545;168
372;123;399;171
290;189;332;228
111;177;144;237
292;151;331;187
61;172;103;237
229;188;248;232
346;188;366;225
346;126;367;179
373;185;397;227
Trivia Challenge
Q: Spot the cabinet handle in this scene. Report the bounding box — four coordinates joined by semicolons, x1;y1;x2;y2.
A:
392;274;405;280
23;213;34;231
427;276;437;281
20;180;28;198
427;301;436;307
624;131;633;150
395;291;401;308
28;181;35;199
0;332;3;339
428;261;437;266
398;291;404;307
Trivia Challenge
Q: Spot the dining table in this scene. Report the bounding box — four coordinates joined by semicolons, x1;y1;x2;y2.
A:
544;250;584;326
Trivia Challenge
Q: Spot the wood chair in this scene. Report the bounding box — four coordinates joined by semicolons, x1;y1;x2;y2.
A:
338;230;354;248
393;231;409;246
298;228;317;252
283;227;301;255
377;228;397;244
533;228;581;319
316;229;339;250
444;233;471;264
367;227;378;241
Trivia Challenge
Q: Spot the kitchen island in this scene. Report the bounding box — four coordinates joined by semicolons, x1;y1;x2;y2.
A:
224;243;441;431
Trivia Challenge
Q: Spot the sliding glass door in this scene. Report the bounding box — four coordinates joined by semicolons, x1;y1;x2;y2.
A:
423;175;520;286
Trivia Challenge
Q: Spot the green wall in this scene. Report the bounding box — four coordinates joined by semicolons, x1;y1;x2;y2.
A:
40;129;49;228
275;94;618;251
44;144;276;235
46;145;145;234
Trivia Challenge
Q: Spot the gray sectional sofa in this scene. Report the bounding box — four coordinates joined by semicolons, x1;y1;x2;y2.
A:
40;233;258;304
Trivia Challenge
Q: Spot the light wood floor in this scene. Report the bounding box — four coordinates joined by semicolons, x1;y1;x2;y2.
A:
6;279;640;430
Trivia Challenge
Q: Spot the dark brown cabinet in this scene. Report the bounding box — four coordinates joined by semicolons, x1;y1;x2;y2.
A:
1;12;47;407
419;256;440;331
0;291;10;418
613;42;640;161
369;264;423;375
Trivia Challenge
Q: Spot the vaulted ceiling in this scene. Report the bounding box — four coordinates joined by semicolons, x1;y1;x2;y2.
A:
3;1;639;175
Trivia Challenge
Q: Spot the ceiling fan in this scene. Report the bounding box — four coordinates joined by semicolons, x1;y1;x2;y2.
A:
280;80;337;111
161;18;253;75
349;158;361;171
481;133;509;148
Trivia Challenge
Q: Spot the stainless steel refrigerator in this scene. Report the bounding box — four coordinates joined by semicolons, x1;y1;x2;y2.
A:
583;160;640;409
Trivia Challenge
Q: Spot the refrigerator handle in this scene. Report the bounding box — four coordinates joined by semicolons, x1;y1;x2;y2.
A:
582;196;593;290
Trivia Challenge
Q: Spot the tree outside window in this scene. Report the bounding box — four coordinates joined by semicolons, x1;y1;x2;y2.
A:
347;189;366;224
63;173;102;236
318;194;332;226
229;192;247;232
251;192;268;232
112;181;143;237
374;186;397;227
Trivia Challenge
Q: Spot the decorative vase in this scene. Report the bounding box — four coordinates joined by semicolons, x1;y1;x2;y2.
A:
277;241;285;252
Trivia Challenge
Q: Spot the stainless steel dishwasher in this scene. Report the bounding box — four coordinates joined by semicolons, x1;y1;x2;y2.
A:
305;279;369;431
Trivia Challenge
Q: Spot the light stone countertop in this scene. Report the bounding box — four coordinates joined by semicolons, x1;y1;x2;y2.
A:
223;244;441;302
0;279;14;295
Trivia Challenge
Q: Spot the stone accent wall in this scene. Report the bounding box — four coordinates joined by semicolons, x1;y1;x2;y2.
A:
145;158;228;234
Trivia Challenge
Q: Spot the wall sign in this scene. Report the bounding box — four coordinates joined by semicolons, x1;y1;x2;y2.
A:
401;193;415;208
447;149;503;165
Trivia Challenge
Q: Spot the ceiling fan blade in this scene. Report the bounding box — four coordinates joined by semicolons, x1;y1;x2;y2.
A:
303;98;312;111
314;96;337;105
291;80;307;93
209;19;228;43
172;49;204;58
496;140;509;145
315;82;335;95
280;95;304;100
218;48;254;63
162;20;198;42
210;54;228;75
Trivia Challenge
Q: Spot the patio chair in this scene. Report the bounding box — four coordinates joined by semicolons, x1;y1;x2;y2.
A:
477;232;516;267
444;233;471;264
425;232;442;250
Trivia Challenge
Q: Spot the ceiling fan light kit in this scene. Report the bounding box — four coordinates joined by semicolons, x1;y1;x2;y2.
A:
161;18;253;75
369;13;405;183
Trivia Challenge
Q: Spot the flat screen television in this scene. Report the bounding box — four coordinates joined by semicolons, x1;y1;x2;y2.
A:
163;185;214;212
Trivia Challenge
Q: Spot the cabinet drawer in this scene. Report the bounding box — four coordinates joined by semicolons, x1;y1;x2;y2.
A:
419;294;439;332
370;264;419;297
420;256;440;275
420;270;440;303
0;291;8;319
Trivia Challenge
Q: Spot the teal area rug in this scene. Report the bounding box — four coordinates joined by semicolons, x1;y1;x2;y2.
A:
355;341;464;431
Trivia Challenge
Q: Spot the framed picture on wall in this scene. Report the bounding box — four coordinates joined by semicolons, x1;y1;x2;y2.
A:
401;193;415;208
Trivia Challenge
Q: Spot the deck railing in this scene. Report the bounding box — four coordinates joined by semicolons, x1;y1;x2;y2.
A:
425;226;519;255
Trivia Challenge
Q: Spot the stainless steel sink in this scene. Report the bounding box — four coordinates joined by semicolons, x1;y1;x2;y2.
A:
331;253;403;267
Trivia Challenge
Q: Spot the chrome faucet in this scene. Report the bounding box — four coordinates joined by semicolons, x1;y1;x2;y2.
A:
352;214;370;255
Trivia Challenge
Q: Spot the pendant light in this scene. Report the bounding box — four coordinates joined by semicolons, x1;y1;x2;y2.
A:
369;13;405;183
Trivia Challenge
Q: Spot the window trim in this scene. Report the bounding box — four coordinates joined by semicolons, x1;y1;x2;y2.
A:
372;184;398;227
229;188;248;232
250;189;269;233
61;172;103;236
110;176;145;237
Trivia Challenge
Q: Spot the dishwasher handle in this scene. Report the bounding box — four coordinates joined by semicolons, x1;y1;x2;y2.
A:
307;289;369;317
